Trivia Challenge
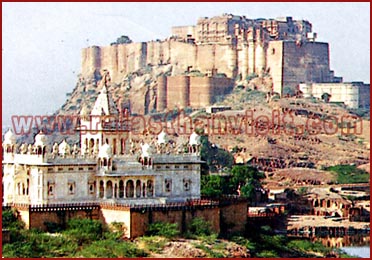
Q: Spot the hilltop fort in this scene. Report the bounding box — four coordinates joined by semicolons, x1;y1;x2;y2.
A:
76;14;369;114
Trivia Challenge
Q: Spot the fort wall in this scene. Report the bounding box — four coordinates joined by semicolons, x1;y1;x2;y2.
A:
10;201;246;238
299;82;370;109
158;75;233;111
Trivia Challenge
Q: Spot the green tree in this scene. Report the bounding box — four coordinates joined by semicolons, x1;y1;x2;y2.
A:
230;165;265;202
63;218;103;246
201;175;228;198
200;135;234;173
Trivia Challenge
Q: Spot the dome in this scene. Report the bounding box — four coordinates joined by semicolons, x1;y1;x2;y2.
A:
3;129;16;145
98;143;112;158
34;131;47;146
157;130;168;145
141;143;152;157
189;131;201;146
58;140;71;155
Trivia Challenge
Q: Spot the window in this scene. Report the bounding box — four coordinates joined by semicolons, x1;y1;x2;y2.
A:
183;179;191;191
183;165;190;169
48;168;54;172
68;181;76;195
165;179;172;193
78;167;84;171
175;165;179;169
68;167;74;171
88;181;95;194
271;48;275;55
88;167;94;171
48;182;55;196
147;180;154;197
58;167;63;171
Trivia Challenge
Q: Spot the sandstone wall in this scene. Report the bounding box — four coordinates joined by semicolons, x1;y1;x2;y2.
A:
27;208;100;231
266;41;284;95
282;41;331;95
219;201;248;234
130;207;220;238
100;207;131;237
81;39;333;99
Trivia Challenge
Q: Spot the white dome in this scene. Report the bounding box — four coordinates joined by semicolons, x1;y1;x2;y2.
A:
141;143;152;157
58;140;71;155
3;129;16;145
34;131;47;146
157;130;168;145
189;131;201;146
98;143;112;158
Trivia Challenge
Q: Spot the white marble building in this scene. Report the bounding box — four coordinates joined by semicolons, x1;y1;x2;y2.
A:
2;84;202;206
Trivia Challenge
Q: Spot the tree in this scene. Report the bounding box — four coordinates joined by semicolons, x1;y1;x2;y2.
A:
201;175;228;198
200;136;234;173
230;165;265;202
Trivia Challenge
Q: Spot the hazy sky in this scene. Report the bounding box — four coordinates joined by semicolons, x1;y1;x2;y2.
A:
2;2;370;127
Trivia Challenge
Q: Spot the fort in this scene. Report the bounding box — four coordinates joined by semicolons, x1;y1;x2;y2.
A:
79;14;369;112
81;14;337;100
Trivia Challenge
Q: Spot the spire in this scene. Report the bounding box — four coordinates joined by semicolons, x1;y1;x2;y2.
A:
90;76;118;116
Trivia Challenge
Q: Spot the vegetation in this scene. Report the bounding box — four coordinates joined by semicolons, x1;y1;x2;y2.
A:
201;165;266;202
200;135;234;173
146;222;180;238
186;217;214;237
3;210;357;258
325;164;369;184
2;213;147;258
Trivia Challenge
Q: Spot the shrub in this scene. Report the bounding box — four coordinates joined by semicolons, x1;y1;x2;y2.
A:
146;222;180;238
187;217;213;237
78;239;147;258
63;218;103;245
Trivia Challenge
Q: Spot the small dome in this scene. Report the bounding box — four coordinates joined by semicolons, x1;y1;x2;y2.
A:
58;140;71;155
3;129;16;145
189;131;201;146
34;131;47;146
141;143;152;157
98;143;112;158
157;130;168;145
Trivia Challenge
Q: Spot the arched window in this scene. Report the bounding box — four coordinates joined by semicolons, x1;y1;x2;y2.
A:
147;180;153;197
136;180;141;198
106;181;113;199
142;183;146;197
99;180;104;198
119;180;124;198
126;180;134;198
103;158;107;166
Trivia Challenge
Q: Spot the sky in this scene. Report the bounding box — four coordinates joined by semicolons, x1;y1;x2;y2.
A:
2;2;370;128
